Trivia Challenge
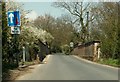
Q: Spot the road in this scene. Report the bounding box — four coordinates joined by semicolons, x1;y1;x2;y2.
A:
17;53;118;80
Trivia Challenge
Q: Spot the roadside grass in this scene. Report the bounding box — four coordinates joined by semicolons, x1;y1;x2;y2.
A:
19;60;40;66
97;58;119;67
2;54;46;80
2;60;40;80
19;61;35;66
24;61;35;65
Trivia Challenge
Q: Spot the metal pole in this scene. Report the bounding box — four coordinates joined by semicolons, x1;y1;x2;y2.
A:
87;11;89;41
13;33;19;67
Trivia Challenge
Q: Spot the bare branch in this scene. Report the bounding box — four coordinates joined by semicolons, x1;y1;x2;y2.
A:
73;18;79;24
73;2;81;16
83;3;90;12
63;2;80;17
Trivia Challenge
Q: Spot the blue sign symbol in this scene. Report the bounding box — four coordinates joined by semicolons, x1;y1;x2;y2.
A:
9;13;14;23
8;11;14;26
8;11;21;27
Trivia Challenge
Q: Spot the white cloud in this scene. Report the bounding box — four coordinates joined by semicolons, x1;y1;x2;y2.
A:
25;11;38;21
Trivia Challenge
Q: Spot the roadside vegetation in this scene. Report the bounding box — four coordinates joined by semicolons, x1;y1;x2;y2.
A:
1;1;120;80
53;2;120;67
98;58;119;67
2;0;54;77
91;2;120;67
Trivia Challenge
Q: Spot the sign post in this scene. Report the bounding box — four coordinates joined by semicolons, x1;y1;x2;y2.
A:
23;46;25;63
70;42;74;53
70;42;74;48
8;10;21;67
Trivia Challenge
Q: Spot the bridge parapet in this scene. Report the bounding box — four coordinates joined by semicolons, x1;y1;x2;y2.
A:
71;41;100;61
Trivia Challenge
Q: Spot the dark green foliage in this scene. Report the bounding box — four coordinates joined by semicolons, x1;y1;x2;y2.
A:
2;2;8;47
117;2;120;65
2;2;10;63
2;2;18;72
51;44;62;53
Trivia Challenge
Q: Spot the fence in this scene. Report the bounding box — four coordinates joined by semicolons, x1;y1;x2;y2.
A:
71;41;100;61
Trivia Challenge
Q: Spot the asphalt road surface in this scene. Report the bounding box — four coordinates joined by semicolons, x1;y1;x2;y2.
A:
17;53;118;80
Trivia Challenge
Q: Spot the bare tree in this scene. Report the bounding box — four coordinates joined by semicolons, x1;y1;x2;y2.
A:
53;2;95;43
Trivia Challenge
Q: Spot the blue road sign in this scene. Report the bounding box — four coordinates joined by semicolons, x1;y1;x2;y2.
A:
8;11;21;27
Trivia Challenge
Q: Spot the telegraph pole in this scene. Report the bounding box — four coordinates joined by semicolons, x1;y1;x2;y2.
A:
86;11;89;42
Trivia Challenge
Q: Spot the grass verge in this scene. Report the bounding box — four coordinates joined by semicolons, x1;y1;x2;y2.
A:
97;58;120;67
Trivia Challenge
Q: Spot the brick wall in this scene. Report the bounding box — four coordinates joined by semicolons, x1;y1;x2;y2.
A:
71;41;100;61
